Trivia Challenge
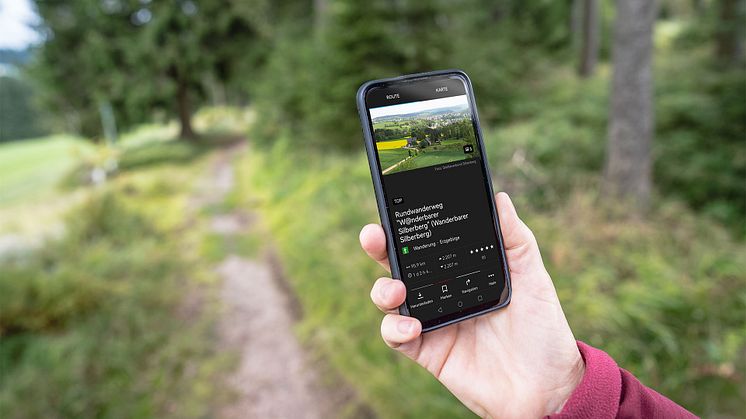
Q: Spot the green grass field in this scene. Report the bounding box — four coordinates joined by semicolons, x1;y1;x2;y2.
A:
0;135;92;205
410;150;468;167
382;138;479;174
439;138;468;146
377;148;411;170
372;120;412;130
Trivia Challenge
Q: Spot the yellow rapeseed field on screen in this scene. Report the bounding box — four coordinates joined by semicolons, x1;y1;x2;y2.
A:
376;139;408;150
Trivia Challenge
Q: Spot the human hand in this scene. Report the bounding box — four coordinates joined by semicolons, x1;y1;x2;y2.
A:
359;192;584;418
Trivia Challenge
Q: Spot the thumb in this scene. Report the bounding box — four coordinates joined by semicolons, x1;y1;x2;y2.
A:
495;192;543;272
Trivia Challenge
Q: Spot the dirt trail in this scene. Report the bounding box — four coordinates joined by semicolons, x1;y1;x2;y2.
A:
194;143;343;419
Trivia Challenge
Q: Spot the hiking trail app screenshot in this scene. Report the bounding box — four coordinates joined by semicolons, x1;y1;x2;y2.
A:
366;77;508;325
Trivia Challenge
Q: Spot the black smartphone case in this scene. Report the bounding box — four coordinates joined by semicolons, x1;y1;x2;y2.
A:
356;69;512;332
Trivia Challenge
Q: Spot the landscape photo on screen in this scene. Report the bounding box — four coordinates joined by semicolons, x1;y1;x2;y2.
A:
371;95;480;175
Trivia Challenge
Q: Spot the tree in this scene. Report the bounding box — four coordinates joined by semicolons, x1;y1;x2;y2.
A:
603;0;658;209
31;0;266;140
0;75;47;141
715;0;745;64
577;0;600;77
306;0;404;149
31;0;134;137
396;0;452;74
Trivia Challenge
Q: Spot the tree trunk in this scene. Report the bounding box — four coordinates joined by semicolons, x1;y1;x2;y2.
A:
603;0;657;209
571;0;582;49
314;0;328;33
715;0;744;64
176;80;196;140
578;0;600;77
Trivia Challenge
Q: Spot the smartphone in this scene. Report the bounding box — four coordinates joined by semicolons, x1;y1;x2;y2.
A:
357;69;511;332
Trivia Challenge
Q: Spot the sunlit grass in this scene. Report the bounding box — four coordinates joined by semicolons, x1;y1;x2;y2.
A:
0;135;93;206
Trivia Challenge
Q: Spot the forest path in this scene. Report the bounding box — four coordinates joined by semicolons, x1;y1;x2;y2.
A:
192;141;341;419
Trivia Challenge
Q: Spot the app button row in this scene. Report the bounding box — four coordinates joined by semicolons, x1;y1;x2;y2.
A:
434;294;485;314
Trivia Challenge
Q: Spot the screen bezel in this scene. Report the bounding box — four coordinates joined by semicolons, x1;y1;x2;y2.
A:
357;69;511;332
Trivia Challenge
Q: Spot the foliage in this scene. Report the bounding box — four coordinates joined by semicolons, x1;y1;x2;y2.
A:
30;0;268;139
239;136;746;418
480;47;746;234
0;75;48;141
252;0;575;150
654;45;746;235
540;194;746;416
0;162;228;418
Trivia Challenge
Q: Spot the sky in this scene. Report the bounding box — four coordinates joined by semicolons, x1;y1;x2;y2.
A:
369;95;469;120
0;0;41;49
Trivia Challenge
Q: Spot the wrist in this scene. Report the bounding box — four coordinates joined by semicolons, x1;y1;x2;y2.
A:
544;347;585;415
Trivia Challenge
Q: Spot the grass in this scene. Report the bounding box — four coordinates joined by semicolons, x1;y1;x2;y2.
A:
378;148;412;170
384;144;477;175
410;150;470;167
0;130;238;418
373;121;413;130
0;135;93;206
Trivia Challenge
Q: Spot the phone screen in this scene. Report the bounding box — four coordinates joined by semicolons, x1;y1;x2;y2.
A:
363;73;510;330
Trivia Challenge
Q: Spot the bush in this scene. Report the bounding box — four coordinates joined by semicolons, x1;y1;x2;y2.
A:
533;194;746;415
655;60;746;235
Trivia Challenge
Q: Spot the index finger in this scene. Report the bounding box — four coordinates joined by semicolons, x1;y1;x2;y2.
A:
359;224;391;273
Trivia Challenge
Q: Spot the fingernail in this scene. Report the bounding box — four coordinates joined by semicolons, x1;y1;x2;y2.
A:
398;319;415;334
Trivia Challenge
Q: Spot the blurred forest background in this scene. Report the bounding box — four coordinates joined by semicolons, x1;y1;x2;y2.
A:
0;0;744;418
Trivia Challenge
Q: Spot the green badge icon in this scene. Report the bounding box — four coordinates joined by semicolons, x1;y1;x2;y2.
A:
402;246;409;255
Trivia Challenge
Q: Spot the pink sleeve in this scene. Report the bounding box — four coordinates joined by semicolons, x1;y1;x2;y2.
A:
547;342;697;419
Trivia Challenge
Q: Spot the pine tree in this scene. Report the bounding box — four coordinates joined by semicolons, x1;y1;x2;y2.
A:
603;0;658;208
31;0;266;140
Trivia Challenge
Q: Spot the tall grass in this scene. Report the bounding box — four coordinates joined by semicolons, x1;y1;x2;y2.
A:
0;156;229;418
